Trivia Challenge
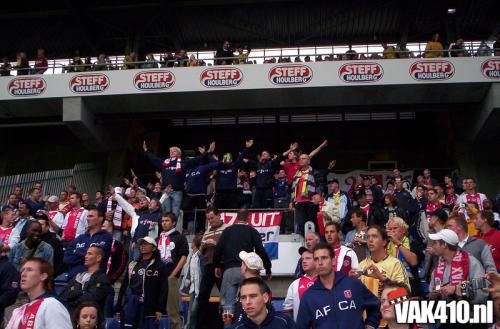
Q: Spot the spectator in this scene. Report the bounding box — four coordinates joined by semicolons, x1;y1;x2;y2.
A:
324;178;352;225
392;168;411;191
474;210;500;271
0;239;19;329
33;48;48;74
241;140;296;209
15;52;30;75
424;33;444;58
233;277;296;329
428;229;488;305
304;56;311;62
483;199;500;222
197;207;228;329
449;38;468;57
101;220;126;318
379;281;417;329
61;193;89;244
115;237;168;329
385;217;423;297
215;40;234;65
294;232;320;279
384;181;395;195
157;212;189;329
354;190;385;227
424;188;442;221
94;190;104;208
476;41;492;57
9;203;37;253
352;226;409;303
71;301;104;329
0;57;12;76
143;53;159;69
297;243;381;329
63;206;112;278
214;208;271;326
45;195;65;234
382;43;397;59
13;186;24;203
422;168;438;189
344;208;369;261
345;45;358;60
93;54;108;71
2;193;18;212
60;246;112;313
456;177;487;211
422;209;447;281
123;51;137;70
283;248;317;321
273;169;288;208
81;192;91;210
290;154;317;235
84;57;92;71
25;188;44;217
36;213;64;276
361;176;383;207
214;151;245;210
66;50;85;73
5;258;72;329
397;43;413;58
114;187;162;260
187;54;199;67
445;215;496;273
324;222;358;275
179;234;202;329
0;209;15;248
445;183;458;208
382;194;407;222
59;190;72;214
494;35;500;56
162;52;175;67
175;49;189;67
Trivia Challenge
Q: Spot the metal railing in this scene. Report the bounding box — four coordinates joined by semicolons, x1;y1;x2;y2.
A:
2;46;498;76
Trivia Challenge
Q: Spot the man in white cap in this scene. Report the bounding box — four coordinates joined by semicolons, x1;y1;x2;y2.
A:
239;251;265;279
429;228;488;305
45;195;64;234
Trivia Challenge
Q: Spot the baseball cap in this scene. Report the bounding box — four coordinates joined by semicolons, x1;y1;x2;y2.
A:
47;195;59;203
431;208;448;222
138;236;157;247
239;251;264;271
138;195;151;202
125;187;134;196
428;229;459;246
298;246;310;255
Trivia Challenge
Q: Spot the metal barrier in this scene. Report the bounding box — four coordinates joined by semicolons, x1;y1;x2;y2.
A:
0;162;104;203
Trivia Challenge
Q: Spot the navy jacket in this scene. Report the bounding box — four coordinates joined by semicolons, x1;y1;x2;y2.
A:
296;272;381;329
241;149;284;190
145;151;207;190
63;230;113;278
0;255;19;319
185;155;224;195
394;189;419;215
215;153;245;191
25;198;45;217
230;305;296;329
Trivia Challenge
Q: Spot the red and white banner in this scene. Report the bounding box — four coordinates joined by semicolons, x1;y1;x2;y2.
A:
327;170;414;196
221;211;282;260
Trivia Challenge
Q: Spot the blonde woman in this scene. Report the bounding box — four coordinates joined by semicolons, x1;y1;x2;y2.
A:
386;217;423;296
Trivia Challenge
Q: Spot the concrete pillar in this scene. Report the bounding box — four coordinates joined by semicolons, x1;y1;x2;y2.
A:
62;97;105;152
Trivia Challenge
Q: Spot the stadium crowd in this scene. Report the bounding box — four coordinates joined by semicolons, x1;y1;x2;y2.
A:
1;33;499;75
0;139;499;329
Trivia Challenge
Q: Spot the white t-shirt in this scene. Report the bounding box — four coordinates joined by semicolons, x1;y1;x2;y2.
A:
47;211;64;233
336;245;359;272
6;296;72;329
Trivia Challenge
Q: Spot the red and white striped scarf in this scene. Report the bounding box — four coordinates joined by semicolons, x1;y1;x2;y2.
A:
162;157;182;174
107;198;122;230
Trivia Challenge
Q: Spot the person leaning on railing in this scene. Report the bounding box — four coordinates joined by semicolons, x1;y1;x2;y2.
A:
424;33;444;58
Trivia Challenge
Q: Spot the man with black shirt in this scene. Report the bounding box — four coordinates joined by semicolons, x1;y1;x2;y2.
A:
25;188;44;217
157;212;189;329
214;208;271;325
214;153;245;210
241;140;297;209
215;40;234;65
2;194;18;212
60;246;112;314
355;190;385;227
36;213;64;275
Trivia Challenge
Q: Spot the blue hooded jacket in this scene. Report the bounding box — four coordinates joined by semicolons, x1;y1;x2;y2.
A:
296;272;381;329
230;304;296;329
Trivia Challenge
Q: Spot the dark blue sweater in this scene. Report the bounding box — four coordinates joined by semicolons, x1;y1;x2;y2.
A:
63;230;113;278
133;209;162;243
242;149;284;190
230;305;296;329
186;160;224;195
296;272;381;329
145;151;207;190
215;152;245;191
0;256;19;319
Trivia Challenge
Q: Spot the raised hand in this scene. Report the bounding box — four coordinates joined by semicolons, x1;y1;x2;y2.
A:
320;140;328;148
290;142;299;150
328;160;337;170
155;171;162;180
198;146;206;154
143;141;148;152
245;139;254;148
208;141;216;153
130;168;137;178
